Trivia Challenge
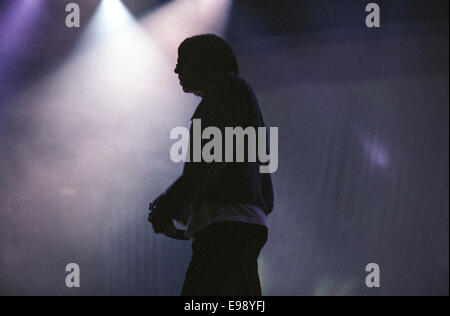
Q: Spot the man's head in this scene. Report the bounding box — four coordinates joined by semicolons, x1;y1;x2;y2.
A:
174;34;239;95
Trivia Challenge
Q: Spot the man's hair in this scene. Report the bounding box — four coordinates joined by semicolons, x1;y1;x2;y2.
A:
178;34;239;81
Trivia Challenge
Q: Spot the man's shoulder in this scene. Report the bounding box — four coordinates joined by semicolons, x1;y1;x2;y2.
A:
208;71;249;92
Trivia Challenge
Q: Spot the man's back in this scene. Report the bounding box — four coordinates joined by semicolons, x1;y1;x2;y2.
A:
165;70;274;224
187;71;274;215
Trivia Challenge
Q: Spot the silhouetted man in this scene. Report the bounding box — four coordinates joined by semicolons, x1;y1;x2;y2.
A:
149;34;274;296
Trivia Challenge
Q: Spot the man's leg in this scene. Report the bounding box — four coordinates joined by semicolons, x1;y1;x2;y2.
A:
181;221;268;296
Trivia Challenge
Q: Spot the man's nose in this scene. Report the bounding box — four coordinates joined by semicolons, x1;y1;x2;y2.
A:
174;65;179;74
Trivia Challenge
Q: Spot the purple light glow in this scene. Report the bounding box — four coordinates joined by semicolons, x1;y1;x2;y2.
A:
353;125;390;168
362;137;389;167
0;0;43;95
0;0;43;62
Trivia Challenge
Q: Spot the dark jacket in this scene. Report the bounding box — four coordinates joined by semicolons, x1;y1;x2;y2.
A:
163;71;274;221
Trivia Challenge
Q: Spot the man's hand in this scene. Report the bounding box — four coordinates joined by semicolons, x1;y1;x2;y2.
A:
148;194;189;240
148;195;176;235
148;206;176;235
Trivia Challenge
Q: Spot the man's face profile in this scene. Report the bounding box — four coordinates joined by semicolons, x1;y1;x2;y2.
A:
174;54;199;94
